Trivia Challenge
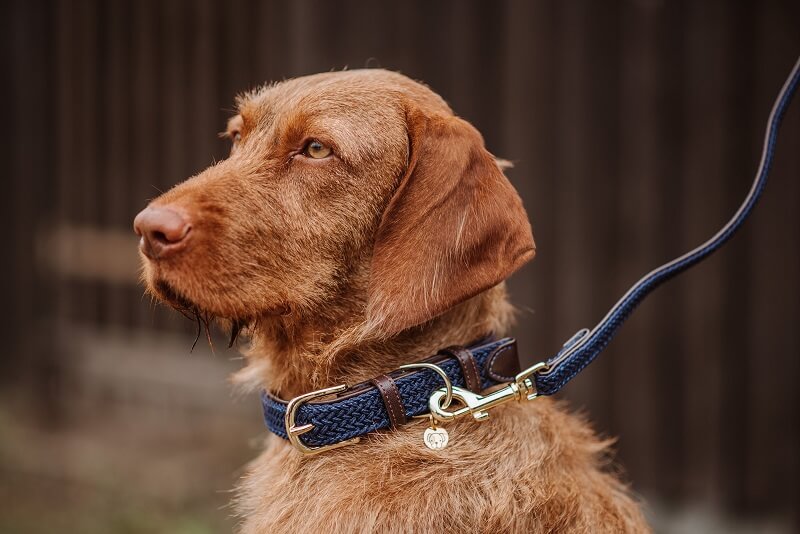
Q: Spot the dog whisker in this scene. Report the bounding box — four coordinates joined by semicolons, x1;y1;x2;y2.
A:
228;319;245;348
191;311;202;353
201;312;215;354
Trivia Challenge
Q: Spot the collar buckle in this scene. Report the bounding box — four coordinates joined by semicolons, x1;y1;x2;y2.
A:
285;384;361;455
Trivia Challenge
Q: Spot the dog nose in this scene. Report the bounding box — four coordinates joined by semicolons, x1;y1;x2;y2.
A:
133;205;192;259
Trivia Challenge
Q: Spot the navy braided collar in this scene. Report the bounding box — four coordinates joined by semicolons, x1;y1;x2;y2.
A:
261;336;521;451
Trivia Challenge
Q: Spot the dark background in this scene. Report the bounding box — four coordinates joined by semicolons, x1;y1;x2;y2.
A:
2;1;799;532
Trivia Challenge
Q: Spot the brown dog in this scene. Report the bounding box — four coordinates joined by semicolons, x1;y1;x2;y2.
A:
134;69;649;532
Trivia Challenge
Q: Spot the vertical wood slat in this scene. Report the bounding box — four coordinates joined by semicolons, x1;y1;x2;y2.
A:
339;1;393;73
397;1;454;103
104;0;132;328
550;1;595;412
78;0;99;230
746;0;800;517
162;0;189;196
220;0;253;105
718;0;757;511
1;1;17;380
287;1;320;79
130;0;160;329
74;0;98;229
579;0;622;437
53;0;75;327
8;0;55;390
252;0;289;84
104;0;131;230
9;0;61;421
614;0;662;493
448;2;506;152
189;0;222;171
681;0;731;504
502;0;557;367
92;0;111;328
651;0;689;499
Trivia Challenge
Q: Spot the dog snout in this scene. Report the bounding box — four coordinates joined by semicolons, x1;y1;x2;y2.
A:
134;205;192;259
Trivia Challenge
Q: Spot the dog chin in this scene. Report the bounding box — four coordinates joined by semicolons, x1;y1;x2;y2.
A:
153;278;202;313
152;276;260;323
149;270;290;329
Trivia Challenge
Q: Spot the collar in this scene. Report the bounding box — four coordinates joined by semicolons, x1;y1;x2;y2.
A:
261;337;521;453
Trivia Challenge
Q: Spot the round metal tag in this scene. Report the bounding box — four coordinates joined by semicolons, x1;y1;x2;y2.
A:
423;427;449;450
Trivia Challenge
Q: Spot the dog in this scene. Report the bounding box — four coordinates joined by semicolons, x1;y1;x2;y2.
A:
134;69;649;532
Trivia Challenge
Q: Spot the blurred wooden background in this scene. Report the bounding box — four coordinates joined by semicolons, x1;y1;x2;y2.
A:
2;0;799;532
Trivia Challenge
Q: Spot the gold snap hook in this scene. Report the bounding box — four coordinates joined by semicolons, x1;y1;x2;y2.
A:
426;361;550;423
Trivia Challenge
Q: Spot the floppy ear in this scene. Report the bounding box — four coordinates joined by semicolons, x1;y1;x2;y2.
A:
366;109;535;336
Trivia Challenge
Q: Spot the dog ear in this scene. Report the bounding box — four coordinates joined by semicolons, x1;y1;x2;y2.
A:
366;110;535;336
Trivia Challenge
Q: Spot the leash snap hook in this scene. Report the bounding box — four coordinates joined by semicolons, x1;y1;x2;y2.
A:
428;362;549;423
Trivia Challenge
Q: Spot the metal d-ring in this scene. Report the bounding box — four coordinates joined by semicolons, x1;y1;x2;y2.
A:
397;362;453;410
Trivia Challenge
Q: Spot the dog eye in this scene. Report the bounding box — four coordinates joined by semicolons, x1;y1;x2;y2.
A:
233;131;242;143
303;140;332;159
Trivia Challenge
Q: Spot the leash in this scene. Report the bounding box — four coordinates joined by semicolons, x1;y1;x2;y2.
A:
264;56;800;454
533;55;800;396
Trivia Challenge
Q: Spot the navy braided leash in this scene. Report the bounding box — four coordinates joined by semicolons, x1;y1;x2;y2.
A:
533;56;800;396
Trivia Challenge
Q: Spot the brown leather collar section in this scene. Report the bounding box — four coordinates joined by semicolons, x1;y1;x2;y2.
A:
370;374;408;428
439;346;482;393
485;339;520;382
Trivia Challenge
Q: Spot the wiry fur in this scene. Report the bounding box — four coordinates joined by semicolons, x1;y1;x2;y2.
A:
136;69;649;532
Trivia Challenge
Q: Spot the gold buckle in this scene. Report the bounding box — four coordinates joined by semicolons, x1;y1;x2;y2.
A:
428;361;549;423
284;384;361;455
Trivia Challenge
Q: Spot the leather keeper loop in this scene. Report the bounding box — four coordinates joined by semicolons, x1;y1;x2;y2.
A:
370;374;408;428
440;346;482;393
485;340;521;383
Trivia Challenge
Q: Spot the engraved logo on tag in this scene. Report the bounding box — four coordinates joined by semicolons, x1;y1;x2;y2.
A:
423;427;449;450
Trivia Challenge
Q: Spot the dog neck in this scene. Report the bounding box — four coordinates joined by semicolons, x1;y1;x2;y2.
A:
236;284;515;398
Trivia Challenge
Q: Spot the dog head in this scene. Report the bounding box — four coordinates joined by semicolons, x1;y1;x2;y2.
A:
135;69;534;339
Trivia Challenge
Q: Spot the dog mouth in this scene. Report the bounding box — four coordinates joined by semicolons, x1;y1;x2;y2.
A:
153;278;248;350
